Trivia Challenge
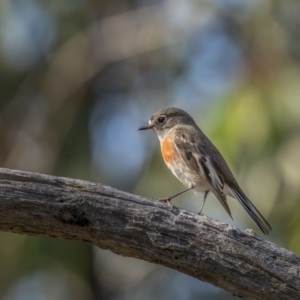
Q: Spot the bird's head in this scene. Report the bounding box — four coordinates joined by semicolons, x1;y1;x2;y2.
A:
138;107;196;140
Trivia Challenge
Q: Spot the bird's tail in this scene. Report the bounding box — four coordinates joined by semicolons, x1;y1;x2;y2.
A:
228;187;272;235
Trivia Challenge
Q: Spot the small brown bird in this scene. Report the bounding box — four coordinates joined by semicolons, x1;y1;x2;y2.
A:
138;107;271;235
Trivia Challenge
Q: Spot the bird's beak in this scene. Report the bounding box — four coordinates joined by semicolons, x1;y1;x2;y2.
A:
138;123;153;130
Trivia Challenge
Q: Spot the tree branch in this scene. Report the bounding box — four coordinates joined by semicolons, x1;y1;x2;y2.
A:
0;168;299;299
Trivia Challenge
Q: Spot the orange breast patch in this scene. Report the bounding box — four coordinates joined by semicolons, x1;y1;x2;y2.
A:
161;136;178;164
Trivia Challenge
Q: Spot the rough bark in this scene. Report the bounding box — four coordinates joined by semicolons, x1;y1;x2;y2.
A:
0;168;299;299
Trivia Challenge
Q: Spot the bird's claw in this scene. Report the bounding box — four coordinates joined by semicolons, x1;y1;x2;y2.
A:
154;197;172;206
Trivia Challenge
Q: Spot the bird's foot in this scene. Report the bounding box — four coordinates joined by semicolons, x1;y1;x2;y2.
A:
197;209;204;216
155;197;172;206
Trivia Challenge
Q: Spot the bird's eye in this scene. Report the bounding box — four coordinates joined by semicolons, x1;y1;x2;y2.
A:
157;116;166;124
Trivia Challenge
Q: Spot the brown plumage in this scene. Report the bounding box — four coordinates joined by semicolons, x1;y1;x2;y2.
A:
139;107;271;235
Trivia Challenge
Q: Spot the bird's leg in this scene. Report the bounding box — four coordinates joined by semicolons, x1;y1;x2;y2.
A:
158;183;195;203
198;190;209;215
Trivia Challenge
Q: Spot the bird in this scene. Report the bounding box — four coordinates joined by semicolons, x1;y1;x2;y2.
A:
138;107;271;235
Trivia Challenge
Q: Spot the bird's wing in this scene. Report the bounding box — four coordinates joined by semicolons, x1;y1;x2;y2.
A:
174;127;272;235
173;127;232;219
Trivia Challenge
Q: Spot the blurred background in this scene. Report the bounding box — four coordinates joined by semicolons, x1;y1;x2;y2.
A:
0;0;300;299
